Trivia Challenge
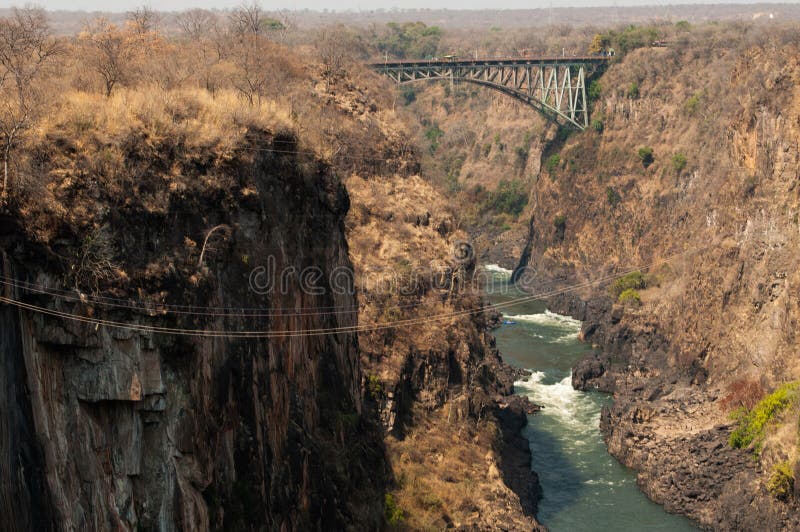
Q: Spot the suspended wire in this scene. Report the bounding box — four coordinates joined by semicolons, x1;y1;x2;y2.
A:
0;245;707;339
0;272;476;317
228;144;413;164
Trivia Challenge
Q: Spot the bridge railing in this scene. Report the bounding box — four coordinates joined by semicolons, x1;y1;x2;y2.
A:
367;56;611;68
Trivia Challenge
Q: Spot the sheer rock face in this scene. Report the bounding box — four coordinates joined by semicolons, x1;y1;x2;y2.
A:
0;144;384;531
345;172;543;530
518;42;800;529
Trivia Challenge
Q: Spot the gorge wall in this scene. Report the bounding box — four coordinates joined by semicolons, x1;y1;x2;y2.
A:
0;122;383;530
0;55;541;530
516;35;800;529
395;24;800;529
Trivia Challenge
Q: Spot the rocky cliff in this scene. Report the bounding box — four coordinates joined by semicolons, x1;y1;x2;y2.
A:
0;89;386;530
345;170;542;529
516;31;800;529
396;81;551;269
0;56;542;530
319;72;543;528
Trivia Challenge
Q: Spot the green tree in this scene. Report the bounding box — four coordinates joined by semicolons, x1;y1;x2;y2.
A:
671;153;687;174
425;124;444;153
384;493;404;525
684;92;702;114
376;22;442;59
609;271;645;299
587;80;602;102
486;179;528;216
768;462;795;501
606;186;621;207
588;33;610;54
545;154;561;175
638;146;654;168
618;288;641;306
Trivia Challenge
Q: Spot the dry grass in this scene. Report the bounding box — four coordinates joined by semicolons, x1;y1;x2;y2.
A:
35;87;292;152
386;405;511;530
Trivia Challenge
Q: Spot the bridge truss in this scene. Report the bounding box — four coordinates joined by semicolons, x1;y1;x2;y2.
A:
369;57;608;130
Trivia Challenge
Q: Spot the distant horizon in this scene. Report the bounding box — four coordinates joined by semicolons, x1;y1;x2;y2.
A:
2;1;797;14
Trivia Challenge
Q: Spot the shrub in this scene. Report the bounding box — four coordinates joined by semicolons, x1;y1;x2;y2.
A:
515;145;529;165
743;175;758;196
729;381;800;456
618;288;641;306
685;92;702;114
367;374;384;401
545;154;561;175
720;378;764;412
425;124;444;154
626;82;640;99
768;461;795;501
553;214;566;240
401;87;417;105
671;153;687;174
444;173;461;194
609;271;646;299
384;493;404;525
587;80;602;102
638;146;654;168
675;20;691;32
606;186;621;207
417;492;442;510
485;179;528;216
591;118;604;133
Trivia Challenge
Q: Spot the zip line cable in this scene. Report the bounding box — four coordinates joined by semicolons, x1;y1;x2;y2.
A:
0;245;707;339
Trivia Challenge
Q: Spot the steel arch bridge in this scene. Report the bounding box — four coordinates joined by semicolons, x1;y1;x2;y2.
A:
368;57;609;130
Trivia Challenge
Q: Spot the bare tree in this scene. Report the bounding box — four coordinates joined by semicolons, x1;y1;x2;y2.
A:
177;9;225;90
127;6;161;35
314;26;364;79
0;7;59;199
229;1;264;36
80;19;130;97
79;17;157;97
177;8;216;41
230;34;269;105
273;9;294;45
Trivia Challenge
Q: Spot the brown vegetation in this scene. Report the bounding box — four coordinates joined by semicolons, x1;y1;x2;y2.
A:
720;378;765;412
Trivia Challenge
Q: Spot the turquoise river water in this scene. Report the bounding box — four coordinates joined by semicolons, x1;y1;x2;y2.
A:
483;267;697;531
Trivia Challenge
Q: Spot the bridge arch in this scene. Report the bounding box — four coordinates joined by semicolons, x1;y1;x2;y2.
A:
369;57;608;130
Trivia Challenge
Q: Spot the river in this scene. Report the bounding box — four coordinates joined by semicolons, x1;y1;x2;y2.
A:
483;267;697;531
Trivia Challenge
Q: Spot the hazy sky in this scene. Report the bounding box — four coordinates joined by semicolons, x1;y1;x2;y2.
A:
1;0;787;13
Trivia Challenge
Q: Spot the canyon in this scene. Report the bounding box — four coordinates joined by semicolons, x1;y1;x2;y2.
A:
2;6;800;531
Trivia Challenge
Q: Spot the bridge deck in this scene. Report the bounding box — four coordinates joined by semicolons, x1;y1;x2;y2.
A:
369;56;610;68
